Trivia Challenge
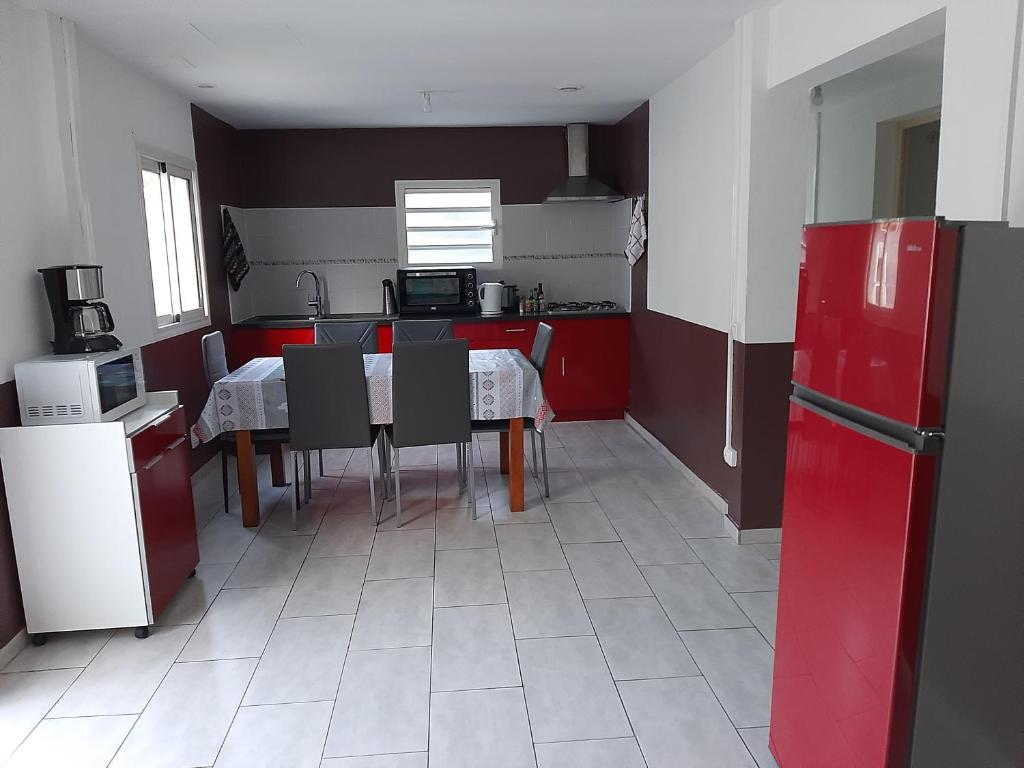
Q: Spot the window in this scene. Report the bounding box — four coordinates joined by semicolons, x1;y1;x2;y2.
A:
139;154;207;330
395;179;502;267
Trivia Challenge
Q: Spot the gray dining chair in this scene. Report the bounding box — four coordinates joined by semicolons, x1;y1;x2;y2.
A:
392;319;454;342
471;322;555;497
388;339;473;526
314;321;378;352
312;321;380;477
201;331;290;513
283;343;382;529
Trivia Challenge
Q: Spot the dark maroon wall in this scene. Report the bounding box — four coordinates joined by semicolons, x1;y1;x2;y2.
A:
0;382;24;646
142;106;244;473
238;126;568;207
733;341;794;529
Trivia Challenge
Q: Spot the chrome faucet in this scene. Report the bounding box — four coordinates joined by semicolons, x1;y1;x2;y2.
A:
295;270;324;318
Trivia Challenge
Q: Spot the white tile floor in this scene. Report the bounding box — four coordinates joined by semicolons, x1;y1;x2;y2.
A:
0;420;781;767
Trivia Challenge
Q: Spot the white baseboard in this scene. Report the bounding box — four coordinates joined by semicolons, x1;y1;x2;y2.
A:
624;413;782;544
624;413;728;516
724;516;783;545
0;629;28;668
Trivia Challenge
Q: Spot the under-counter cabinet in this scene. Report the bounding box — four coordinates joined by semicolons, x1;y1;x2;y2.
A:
0;392;199;644
233;315;630;420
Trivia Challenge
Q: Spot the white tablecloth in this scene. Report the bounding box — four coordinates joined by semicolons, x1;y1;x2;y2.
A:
191;349;553;446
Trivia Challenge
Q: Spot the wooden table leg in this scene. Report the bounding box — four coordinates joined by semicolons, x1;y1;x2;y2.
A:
269;445;287;487
509;417;524;512
235;430;261;528
499;432;510;475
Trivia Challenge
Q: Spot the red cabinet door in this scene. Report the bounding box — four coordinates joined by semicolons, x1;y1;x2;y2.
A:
136;431;200;619
545;317;629;420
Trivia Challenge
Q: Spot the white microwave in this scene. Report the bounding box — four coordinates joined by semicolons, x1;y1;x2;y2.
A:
15;349;147;425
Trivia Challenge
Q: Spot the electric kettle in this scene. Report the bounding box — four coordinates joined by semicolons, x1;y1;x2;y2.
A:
479;282;503;316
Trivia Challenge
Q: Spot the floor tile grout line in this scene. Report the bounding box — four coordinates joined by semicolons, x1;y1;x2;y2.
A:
319;447;378;764
535;488;649;766
205;449;336;767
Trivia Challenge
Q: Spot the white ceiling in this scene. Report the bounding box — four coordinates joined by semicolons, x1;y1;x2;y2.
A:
28;0;776;129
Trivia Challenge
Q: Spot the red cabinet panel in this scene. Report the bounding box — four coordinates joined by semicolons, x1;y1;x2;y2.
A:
230;327;314;368
130;406;187;473
135;411;199;619
544;317;630;420
233;316;630;421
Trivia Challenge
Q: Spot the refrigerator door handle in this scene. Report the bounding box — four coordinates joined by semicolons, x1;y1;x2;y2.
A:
791;395;943;455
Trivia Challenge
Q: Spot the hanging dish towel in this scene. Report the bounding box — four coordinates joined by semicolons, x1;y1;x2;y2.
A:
222;208;250;291
625;194;647;266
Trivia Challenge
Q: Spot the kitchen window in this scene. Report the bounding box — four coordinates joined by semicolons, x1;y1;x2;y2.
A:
139;153;208;331
395;179;502;267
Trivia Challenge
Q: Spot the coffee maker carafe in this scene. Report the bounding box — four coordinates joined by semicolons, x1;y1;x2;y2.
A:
40;265;122;354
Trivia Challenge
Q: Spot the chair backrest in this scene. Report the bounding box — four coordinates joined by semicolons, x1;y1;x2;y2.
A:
392;319;454;343
201;331;230;389
283;343;374;451
314;321;378;354
392;339;470;448
530;322;554;380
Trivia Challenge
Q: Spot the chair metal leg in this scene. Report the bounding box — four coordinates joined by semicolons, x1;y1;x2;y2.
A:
319;449;324;476
467;439;477;519
529;430;538;479
540;430;550;498
221;447;230;513
304;450;312;503
367;447;378;524
289;450;298;530
394;447;402;528
456;442;464;493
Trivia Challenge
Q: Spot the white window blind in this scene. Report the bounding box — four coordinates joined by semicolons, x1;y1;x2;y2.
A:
395;179;502;267
140;155;207;329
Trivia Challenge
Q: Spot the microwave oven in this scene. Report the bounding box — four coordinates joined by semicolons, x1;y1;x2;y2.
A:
397;267;479;315
15;348;147;425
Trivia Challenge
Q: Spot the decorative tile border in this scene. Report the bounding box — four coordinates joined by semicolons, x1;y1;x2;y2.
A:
249;258;398;266
505;252;623;261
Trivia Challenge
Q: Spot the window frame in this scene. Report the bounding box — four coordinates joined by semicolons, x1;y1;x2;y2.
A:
136;146;210;340
394;179;503;268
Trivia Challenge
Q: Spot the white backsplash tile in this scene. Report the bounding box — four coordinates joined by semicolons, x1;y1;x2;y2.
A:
226;200;632;319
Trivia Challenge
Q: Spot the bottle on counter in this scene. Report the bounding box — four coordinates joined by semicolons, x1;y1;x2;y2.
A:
537;283;545;312
519;296;526;315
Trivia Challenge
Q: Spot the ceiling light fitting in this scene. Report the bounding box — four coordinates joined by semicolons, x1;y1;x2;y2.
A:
558;85;583;93
196;83;215;89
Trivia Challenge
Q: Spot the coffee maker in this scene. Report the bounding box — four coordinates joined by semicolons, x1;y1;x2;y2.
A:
40;265;121;354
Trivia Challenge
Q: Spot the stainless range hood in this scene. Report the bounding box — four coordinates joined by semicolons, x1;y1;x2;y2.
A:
544;123;624;203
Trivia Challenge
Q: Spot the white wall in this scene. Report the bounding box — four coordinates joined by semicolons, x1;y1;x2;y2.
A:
647;36;737;332
816;70;944;223
0;3;75;380
73;31;198;351
768;0;1022;223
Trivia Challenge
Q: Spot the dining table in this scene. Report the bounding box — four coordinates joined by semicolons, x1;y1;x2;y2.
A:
191;348;554;527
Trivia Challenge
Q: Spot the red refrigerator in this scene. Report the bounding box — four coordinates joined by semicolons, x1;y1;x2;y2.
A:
769;218;1024;767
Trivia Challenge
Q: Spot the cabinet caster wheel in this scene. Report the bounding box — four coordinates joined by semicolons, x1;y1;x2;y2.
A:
134;626;150;639
30;633;48;647
189;569;197;578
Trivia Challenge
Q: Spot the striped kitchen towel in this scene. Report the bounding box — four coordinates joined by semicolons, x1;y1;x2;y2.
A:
625;194;646;266
223;208;250;291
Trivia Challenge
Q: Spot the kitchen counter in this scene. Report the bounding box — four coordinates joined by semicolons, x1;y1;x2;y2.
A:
234;309;629;328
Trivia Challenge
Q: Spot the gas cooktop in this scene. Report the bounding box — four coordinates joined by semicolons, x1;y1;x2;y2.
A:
544;301;619;313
